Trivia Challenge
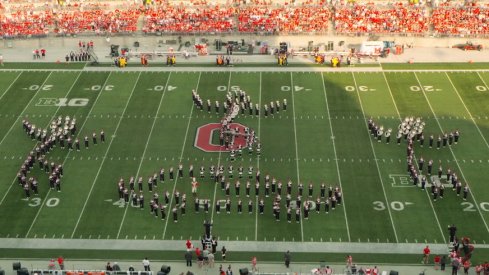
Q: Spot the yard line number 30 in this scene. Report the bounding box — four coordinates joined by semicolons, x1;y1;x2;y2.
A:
28;198;60;207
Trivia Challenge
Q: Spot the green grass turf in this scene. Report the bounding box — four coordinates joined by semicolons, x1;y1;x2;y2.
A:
0;69;489;261
0;62;87;70
381;62;489;70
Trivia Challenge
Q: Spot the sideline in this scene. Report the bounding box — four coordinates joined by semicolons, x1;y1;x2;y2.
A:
0;238;484;254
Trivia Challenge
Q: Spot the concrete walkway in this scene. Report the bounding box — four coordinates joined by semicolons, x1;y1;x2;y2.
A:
0;259;448;275
0;238;465;254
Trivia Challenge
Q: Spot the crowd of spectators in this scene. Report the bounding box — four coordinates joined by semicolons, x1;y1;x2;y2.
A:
238;6;331;33
142;5;235;34
333;2;429;34
53;9;141;35
3;0;489;37
431;4;489;36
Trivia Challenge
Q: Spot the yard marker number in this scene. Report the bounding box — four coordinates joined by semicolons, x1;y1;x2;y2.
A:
281;86;309;92
373;201;412;211
25;85;53;91
28;198;59;207
462;202;489;212
410;85;440;92
476;86;488;92
87;85;114;91
150;85;177;91
217;85;241;92
345;86;373;92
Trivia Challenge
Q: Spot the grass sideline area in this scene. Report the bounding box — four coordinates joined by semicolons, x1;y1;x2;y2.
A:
381;62;489;70
0;68;489;264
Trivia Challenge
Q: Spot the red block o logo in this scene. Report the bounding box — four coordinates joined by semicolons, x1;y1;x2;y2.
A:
194;123;248;152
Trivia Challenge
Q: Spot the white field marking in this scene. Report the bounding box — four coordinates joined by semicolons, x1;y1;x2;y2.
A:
415;72;489;234
255;72;262;241
321;72;351;242
382;72;446;243
210;72;231;223
290;72;304;242
26;71;111;238
351;72;399;243
162;72;202;239
0;71;81;208
115;72;172;239
0;72;52;148
0;72;22;103
449;72;489;150
71;72;142;239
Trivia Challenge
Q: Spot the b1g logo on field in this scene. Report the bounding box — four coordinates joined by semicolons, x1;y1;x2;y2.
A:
194;122;248;152
36;98;89;107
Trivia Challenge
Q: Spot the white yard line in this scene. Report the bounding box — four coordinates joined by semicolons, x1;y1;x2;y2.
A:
290;72;304;242
255;72;262;241
210;72;232;223
25;71;113;238
450;72;489;150
320;73;351;242
0;72;22;103
71;72;140;237
476;72;489;92
0;71;62;207
415;72;489;233
114;72;171;239
0;72;51;148
162;72;202;239
351;72;399;243
381;72;446;243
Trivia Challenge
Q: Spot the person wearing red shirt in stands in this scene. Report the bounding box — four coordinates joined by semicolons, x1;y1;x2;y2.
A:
423;245;431;264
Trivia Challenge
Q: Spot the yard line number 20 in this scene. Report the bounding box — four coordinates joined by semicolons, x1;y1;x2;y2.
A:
461;202;489;212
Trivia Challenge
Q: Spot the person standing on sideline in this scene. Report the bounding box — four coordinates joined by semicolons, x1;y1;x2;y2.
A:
251;256;257;273
451;257;461;275
463;259;471;275
142;257;150;271
441;255;447;271
284;251;291;268
185;250;193;267
0;54;4;66
221;246;227;261
423;245;431;264
57;256;65;270
346;254;353;268
448;224;457;243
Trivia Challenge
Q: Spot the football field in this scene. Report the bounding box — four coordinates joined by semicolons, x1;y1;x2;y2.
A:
1;68;489;251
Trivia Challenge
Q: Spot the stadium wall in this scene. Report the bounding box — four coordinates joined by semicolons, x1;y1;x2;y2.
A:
2;34;488;52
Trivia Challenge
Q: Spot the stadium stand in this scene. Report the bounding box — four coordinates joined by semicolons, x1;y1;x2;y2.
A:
142;5;235;34
237;6;331;34
2;1;489;38
332;2;429;34
431;3;489;36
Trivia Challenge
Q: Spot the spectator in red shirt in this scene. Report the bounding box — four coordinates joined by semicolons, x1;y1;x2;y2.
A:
57;256;64;270
423;245;431;264
186;239;193;250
